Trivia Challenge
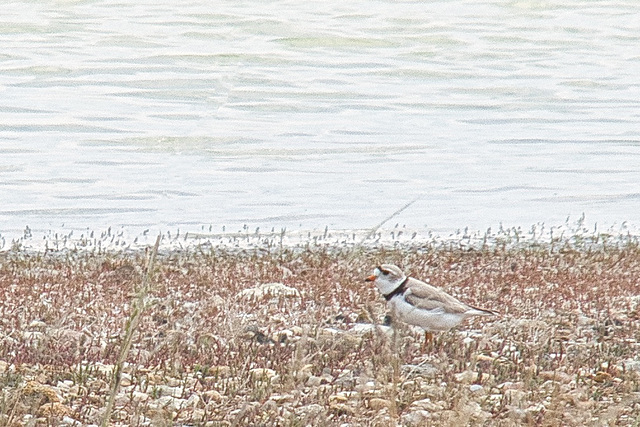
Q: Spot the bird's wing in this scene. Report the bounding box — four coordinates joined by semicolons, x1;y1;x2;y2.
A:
404;280;470;314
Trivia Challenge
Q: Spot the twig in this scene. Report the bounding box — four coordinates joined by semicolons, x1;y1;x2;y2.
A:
359;197;421;246
100;235;161;427
343;196;420;264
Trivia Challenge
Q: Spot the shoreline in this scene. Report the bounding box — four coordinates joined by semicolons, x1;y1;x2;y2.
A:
3;216;638;255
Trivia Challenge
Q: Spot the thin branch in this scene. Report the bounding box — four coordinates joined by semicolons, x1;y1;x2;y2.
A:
359;196;421;245
100;235;161;427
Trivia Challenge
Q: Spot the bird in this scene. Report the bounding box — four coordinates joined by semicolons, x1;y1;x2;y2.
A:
365;264;496;348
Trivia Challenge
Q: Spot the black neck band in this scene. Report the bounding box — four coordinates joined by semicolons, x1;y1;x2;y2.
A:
383;277;409;301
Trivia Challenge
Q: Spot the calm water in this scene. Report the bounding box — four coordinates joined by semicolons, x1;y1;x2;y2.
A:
1;0;640;247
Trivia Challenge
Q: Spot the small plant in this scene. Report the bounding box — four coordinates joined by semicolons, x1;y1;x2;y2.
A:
100;235;160;427
1;224;640;425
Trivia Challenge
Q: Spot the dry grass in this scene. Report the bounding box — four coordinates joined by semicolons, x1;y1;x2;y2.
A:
1;228;640;426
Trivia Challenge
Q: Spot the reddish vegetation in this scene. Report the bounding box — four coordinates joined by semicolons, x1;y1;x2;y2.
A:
1;234;640;425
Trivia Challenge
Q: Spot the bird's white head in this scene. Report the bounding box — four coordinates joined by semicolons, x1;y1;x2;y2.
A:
365;264;407;296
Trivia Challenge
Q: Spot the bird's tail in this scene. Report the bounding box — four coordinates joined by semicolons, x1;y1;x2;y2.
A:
467;305;499;317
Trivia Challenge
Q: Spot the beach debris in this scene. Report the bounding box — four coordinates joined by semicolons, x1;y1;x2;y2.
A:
238;282;300;301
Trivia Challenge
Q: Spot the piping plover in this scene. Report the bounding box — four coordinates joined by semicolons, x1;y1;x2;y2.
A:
365;264;496;345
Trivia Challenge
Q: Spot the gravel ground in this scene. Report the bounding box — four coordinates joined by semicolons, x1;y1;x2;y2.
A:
1;230;640;426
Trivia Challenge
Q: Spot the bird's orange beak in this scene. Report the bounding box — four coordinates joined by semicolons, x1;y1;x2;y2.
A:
364;275;376;282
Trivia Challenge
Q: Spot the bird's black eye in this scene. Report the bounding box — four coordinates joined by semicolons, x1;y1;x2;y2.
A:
381;269;389;276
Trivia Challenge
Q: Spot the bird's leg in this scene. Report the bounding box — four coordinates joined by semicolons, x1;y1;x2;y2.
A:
421;331;434;352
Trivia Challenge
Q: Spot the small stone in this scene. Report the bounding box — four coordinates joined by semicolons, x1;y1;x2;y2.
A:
203;390;223;402
132;391;150;403
296;364;314;382
166;377;182;387
525;403;545;416
476;354;495;362
28;320;47;330
155;395;187;411
498;381;523;390
460;401;489;421
249;368;277;381
508;407;527;421
209;295;226;307
336;391;357;400
402;363;438;378
146;373;164;385
297;403;324;419
23;381;61;404
306;375;321;387
156;385;184;398
454;370;478;383
320;371;334;384
368;398;391;411
38;402;70;417
539;370;573;384
462;337;474;345
115;393;132;407
192;408;206;420
86;393;105;406
348;323;392;335
55;380;74;393
278;266;294;278
93;363;115;377
410;398;443;412
329;403;355;416
403;410;432;426
61;415;82;426
577;315;594;326
239;282;300;301
272;329;294;343
504;389;527;405
270;394;293;404
592;371;612;383
328;394;349;404
469;384;484;393
320;327;341;336
290;326;304;336
488;393;503;402
621;359;640;372
207;365;232;378
185;394;201;408
261;399;278;413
